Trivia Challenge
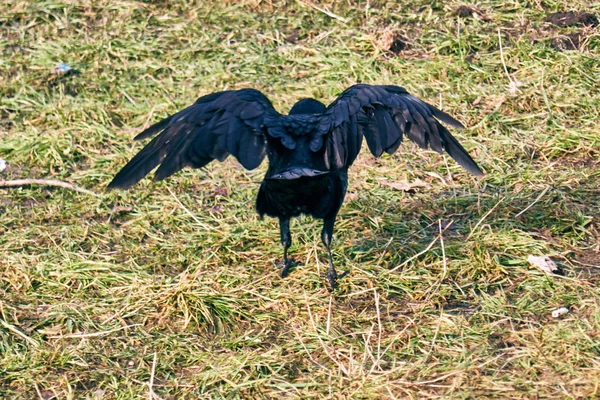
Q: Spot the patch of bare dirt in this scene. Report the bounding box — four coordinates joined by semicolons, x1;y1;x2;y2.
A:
551;32;584;51
389;36;409;54
285;30;302;44
375;28;410;55
544;12;598;27
572;264;600;283
553;154;600;170
454;5;491;21
443;300;478;317
455;5;475;18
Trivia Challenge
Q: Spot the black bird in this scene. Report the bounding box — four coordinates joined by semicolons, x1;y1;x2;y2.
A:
108;84;483;289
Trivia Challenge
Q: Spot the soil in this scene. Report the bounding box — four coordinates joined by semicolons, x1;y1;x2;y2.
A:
454;5;491;21
551;32;584;51
455;5;475;18
544;12;598;27
389;36;408;54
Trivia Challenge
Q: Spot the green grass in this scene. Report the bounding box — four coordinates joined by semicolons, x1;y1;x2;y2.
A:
1;0;600;398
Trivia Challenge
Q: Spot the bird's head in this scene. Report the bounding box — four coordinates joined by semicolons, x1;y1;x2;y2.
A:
289;98;326;115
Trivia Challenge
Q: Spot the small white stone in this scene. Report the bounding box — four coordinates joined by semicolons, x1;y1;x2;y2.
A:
0;158;5;172
552;307;569;318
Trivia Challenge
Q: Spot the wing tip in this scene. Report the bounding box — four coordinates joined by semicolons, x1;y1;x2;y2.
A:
133;115;173;141
470;166;485;177
453;153;485;177
430;105;466;129
106;172;140;190
106;180;131;191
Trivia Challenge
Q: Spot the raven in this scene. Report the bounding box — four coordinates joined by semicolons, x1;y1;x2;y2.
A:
108;84;483;289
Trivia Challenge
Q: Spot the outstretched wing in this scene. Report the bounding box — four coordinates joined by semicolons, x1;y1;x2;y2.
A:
314;84;483;175
108;89;280;189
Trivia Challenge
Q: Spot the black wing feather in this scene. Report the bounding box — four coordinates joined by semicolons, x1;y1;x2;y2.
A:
319;84;483;175
108;89;279;189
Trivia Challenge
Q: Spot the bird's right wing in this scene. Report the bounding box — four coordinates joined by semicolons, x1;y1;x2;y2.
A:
314;84;483;175
108;89;281;189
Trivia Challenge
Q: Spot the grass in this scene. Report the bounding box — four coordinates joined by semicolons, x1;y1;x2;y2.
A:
1;0;600;398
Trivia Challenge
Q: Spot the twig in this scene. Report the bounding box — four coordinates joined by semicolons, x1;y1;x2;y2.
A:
297;0;350;23
0;179;100;197
515;185;550;218
570;258;600;269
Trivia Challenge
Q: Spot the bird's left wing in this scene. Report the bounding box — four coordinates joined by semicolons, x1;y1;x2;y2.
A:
108;89;280;189
313;84;483;175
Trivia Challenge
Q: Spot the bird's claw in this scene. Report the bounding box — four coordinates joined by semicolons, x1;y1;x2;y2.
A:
279;258;299;278
325;268;349;291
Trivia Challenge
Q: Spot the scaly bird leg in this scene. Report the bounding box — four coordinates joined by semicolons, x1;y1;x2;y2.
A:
278;218;298;278
322;217;349;291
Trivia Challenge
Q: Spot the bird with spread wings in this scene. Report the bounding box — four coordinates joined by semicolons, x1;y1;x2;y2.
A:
109;84;483;290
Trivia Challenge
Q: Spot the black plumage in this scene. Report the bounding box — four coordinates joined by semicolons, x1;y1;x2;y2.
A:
108;84;484;290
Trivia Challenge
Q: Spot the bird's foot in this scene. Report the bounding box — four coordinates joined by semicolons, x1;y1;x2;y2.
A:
325;267;349;291
278;258;299;278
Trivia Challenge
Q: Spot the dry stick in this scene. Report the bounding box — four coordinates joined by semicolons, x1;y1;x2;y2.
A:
362;323;378;374
0;179;100;197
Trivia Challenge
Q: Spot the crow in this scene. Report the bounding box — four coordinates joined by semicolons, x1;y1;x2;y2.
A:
108;84;483;290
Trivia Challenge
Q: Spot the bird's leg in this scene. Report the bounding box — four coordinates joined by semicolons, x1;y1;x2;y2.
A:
322;217;349;291
278;218;298;278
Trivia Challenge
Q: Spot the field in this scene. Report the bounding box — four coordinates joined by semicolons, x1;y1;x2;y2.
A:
1;0;600;398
